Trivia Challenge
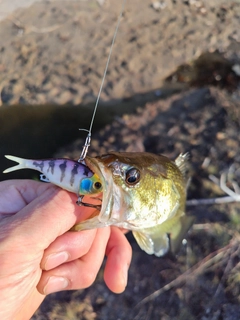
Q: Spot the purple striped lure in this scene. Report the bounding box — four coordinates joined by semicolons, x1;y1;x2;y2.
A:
3;155;103;201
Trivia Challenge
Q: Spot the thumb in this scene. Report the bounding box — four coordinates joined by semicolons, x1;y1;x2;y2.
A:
3;184;96;252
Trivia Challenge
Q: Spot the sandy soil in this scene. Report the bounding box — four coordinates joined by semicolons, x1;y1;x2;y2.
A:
1;0;240;105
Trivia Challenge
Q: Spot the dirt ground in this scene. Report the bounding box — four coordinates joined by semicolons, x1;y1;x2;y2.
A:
1;0;240;105
0;1;240;319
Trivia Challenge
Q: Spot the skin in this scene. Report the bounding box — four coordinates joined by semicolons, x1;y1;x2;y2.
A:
0;180;132;320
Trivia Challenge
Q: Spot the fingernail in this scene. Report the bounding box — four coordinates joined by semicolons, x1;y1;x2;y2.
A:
122;264;129;288
44;251;69;270
43;276;69;295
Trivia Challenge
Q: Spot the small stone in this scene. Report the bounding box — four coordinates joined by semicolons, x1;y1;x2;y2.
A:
151;1;167;11
58;32;70;42
57;90;72;104
216;132;226;140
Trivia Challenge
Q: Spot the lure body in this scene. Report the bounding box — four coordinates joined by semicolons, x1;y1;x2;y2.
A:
3;155;102;195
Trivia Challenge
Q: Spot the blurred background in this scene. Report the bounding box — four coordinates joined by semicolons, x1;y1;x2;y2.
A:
0;1;240;319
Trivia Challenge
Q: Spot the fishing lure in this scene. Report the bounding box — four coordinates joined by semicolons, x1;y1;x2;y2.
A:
3;155;102;198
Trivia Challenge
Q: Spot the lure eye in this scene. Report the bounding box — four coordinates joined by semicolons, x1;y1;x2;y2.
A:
79;176;102;195
94;181;102;190
125;168;140;185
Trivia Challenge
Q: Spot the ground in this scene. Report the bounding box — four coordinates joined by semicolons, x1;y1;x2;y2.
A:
0;1;240;319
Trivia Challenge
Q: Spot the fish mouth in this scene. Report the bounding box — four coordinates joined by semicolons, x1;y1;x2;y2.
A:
85;156;114;222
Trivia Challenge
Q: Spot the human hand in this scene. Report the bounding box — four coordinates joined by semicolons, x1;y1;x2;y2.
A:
0;180;132;320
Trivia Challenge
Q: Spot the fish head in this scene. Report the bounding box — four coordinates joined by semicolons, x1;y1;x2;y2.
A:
85;152;187;229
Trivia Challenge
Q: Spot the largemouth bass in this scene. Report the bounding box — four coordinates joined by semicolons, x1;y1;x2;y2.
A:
73;151;194;257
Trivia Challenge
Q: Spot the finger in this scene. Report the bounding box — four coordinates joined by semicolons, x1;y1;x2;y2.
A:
41;229;97;270
3;187;97;251
37;227;110;294
104;227;132;293
0;180;56;215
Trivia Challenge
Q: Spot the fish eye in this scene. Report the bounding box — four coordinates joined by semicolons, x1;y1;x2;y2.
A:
125;168;140;185
94;181;102;190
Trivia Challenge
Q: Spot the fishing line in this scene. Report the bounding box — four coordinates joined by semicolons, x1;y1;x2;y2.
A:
78;0;127;162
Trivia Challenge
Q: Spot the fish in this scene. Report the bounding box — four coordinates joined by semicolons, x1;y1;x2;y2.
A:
73;151;194;257
3;155;103;196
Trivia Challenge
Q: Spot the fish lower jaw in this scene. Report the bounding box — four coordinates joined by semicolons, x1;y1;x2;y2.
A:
103;219;152;230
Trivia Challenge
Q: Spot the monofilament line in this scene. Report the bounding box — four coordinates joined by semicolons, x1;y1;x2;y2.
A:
78;0;127;162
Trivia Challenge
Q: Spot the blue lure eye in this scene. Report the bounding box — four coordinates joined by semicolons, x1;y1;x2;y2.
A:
79;176;102;195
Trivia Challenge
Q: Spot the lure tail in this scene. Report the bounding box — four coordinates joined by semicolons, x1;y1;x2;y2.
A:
3;155;27;173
